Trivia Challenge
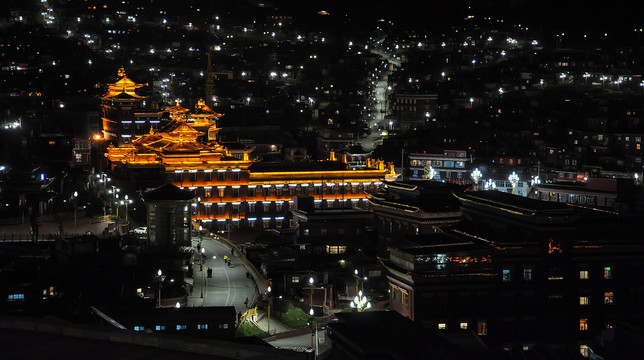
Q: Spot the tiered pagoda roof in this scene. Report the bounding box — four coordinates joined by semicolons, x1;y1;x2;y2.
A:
102;67;147;100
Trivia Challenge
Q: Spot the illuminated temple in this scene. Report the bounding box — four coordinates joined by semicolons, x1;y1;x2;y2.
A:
104;70;397;232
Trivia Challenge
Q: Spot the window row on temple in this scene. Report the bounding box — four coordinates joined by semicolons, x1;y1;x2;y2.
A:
174;169;243;183
193;198;371;218
183;183;379;199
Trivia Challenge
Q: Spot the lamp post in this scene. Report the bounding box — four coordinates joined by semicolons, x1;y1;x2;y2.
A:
354;269;359;295
508;171;519;193
425;165;437;180
471;168;482;186
531;176;541;186
484;179;496;190
73;191;78;234
267;285;272;335
124;195;130;225
156;269;165;308
583;72;590;85
309;277;315;316
350;290;371;312
200;247;205;299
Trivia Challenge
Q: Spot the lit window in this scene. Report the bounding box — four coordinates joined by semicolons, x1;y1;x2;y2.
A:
7;294;25;301
502;269;511;282
579;319;588;331
604;292;614;304
477;321;487;335
176;325;187;330
460;322;468;330
580;345;590;358
579;296;589;305
134;326;145;331
438;323;446;330
155;325;166;331
197;324;208;330
292;276;299;283
604;266;612;279
523;268;533;281
579;270;589;280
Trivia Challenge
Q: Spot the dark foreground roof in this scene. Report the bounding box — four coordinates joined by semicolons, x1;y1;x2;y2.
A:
143;183;195;201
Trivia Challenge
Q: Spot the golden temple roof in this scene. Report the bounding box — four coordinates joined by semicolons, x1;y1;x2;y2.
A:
103;67;146;99
167;100;190;114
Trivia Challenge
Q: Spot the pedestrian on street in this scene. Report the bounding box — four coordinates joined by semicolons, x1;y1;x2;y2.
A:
231;248;234;256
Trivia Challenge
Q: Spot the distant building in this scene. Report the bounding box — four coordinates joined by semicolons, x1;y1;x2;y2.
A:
392;93;438;131
408;149;472;183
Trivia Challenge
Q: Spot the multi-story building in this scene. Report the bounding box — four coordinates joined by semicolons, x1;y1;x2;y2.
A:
379;187;644;357
392;93;438;131
407;149;472;183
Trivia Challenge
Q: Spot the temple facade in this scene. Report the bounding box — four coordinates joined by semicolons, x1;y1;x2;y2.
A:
104;70;397;232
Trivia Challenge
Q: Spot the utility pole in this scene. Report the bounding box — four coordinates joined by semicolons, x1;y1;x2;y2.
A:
401;149;405;181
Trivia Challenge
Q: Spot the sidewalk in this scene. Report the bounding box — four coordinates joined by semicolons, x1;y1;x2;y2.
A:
251;309;293;336
0;214;114;238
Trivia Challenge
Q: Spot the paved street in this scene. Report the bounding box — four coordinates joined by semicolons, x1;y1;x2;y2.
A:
187;236;260;315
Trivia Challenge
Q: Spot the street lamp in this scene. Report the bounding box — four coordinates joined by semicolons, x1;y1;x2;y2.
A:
350;290;371;312
583;72;590;85
309;277;315;316
200;247;206;299
73;191;78;234
469;98;474;108
124;194;131;225
508;171;520;191
471;168;482;185
425;165;437;180
156;269;165;308
531;176;541;186
484;179;496;190
267;285;272;335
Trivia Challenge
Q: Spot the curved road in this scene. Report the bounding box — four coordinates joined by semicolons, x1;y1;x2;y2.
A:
187;236;260;314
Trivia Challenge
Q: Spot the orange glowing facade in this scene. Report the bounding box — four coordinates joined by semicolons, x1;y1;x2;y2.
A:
105;79;397;231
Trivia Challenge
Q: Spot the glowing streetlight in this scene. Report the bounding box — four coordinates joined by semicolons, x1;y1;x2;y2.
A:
508;171;520;189
531;176;541;186
200;247;206;298
425;165;437;180
267;284;272;334
350;290;371;312
471;168;482;184
583;72;590;84
156;270;164;308
73;191;78;233
484;179;496;190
